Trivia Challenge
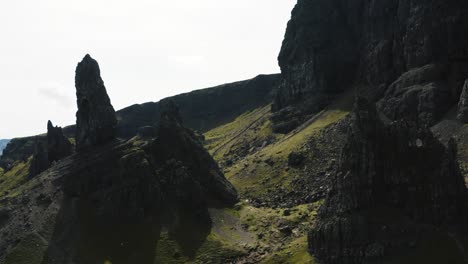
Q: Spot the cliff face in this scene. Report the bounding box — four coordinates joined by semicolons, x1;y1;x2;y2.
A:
309;98;468;263
274;0;468;131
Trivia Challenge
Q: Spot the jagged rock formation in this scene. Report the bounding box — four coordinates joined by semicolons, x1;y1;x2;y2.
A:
75;54;117;150
309;97;468;263
42;102;237;263
153;101;238;206
273;0;468;132
0;74;279;170
29;137;48;178
47;120;72;164
457;80;468;123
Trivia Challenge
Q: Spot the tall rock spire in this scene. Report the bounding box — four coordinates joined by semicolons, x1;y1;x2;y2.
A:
75;54;117;150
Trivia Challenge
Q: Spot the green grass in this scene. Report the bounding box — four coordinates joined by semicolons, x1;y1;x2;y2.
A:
261;236;315;264
204;105;277;161
154;231;246;264
223;108;349;197
3;233;48;264
0;158;31;199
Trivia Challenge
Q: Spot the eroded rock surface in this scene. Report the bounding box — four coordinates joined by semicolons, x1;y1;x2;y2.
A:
75;54;117;150
41;102;237;263
29;137;49;178
309;97;468;263
273;0;468;132
47;120;72;164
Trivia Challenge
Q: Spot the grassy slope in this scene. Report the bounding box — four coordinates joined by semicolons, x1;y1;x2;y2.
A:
205;93;352;199
0;158;32;200
7;88;467;263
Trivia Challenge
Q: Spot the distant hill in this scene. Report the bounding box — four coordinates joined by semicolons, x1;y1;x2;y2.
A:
0;139;10;156
0;74;280;169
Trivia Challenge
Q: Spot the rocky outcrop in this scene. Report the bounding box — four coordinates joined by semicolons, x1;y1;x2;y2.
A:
32;63;238;262
457;80;468;123
29;137;49;178
75;54;117;150
152;101;238;205
309;97;468;263
273;0;468;132
42;102;237;262
47;120;72;164
0;74;279;169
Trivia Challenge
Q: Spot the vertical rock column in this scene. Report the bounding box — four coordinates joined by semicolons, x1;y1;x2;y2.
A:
47;120;72;163
75;54;117;150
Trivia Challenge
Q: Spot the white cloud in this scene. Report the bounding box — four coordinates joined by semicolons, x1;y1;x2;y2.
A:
0;0;297;138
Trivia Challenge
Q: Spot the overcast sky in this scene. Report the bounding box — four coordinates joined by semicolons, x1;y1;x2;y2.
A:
0;0;296;139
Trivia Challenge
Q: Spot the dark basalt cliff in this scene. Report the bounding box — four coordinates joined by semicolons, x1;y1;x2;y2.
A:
309;97;468;263
273;0;468;132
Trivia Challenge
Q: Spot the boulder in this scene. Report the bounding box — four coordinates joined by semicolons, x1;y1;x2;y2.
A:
75;54;117;150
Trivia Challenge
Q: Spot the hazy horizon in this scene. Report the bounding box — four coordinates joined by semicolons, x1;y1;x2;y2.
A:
0;0;296;139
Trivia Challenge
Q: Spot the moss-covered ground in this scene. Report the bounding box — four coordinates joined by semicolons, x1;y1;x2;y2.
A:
0;158;32;200
204;93;352;200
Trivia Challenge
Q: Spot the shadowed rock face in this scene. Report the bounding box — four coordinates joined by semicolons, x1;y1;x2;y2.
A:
153;101;239;206
47;120;73;164
29;137;49;178
41;105;237;263
273;0;468;132
309;97;468;263
75;54;117;150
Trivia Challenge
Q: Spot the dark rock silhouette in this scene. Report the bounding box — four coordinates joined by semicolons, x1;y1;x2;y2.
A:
273;0;468;132
75;54;117;150
457;80;468;123
0;74;279;170
47;120;72;164
153;101;238;206
309;97;468;263
39;83;237;262
29;137;48;178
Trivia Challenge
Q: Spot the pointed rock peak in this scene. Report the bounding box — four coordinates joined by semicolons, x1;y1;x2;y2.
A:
75;54;101;88
47;120;54;131
75;54;117;150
